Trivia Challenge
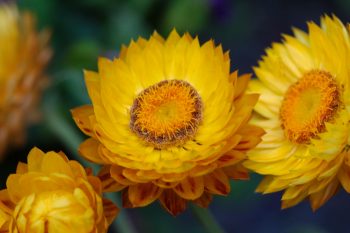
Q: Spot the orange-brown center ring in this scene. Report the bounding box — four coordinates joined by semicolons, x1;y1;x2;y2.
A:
130;79;203;149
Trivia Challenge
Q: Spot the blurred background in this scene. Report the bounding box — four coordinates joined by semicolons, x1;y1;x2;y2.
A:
2;0;350;232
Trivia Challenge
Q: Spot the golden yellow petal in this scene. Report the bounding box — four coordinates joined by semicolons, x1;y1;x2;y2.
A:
68;160;88;180
309;180;339;211
283;35;313;72
79;138;106;164
15;162;27;174
0;190;11;231
27;147;45;172
292;27;309;45
281;185;308;201
40;151;73;176
71;105;95;137
84;70;101;107
234;73;251;99
255;176;273;193
122;168;157;183
248;79;282;118
109;166;135;186
253;66;289;95
281;190;308;209
165;29;181;46
6;174;22;203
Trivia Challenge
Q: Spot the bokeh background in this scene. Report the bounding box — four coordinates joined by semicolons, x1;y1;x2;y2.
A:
2;0;350;232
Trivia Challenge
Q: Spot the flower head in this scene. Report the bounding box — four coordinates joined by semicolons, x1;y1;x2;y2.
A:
245;15;350;210
72;30;264;215
0;148;118;233
0;4;51;158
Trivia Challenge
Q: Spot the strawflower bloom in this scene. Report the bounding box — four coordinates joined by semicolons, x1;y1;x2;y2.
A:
0;147;118;233
245;15;350;210
71;30;264;215
0;4;51;158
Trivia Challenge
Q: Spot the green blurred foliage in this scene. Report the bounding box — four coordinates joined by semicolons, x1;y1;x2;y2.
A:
162;0;210;33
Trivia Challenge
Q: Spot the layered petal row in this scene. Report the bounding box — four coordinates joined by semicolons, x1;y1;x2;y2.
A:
72;30;264;215
0;148;118;233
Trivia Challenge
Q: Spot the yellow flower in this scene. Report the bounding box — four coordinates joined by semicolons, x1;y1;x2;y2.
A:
0;4;51;158
0;148;118;233
71;30;264;215
245;15;350;210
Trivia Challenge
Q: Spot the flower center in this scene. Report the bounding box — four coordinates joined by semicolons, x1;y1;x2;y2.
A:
280;70;341;144
130;80;203;149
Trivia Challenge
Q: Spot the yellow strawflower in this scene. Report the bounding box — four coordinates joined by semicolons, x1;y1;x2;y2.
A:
0;4;51;158
71;30;264;215
0;148;118;233
245;15;350;210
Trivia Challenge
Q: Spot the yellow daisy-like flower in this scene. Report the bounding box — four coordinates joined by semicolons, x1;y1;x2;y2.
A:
71;30;264;215
245;15;350;210
0;147;118;233
0;4;51;158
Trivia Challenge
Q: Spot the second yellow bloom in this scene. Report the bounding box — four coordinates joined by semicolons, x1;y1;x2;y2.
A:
245;15;350;210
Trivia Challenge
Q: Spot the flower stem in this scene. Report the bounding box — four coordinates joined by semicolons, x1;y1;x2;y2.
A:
43;93;138;233
190;205;226;233
105;193;138;233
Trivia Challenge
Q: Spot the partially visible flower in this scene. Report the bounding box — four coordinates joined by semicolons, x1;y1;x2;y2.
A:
0;4;51;158
72;30;264;215
0;147;118;233
245;15;350;210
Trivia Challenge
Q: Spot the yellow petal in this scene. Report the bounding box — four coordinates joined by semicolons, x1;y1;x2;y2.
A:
27;147;45;172
71;105;95;137
110;165;135;186
79;138;106;164
41;151;73;176
98;165;126;192
309;180;339;211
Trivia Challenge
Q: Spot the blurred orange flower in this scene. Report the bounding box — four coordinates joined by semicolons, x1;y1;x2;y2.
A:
0;147;118;233
0;4;51;158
